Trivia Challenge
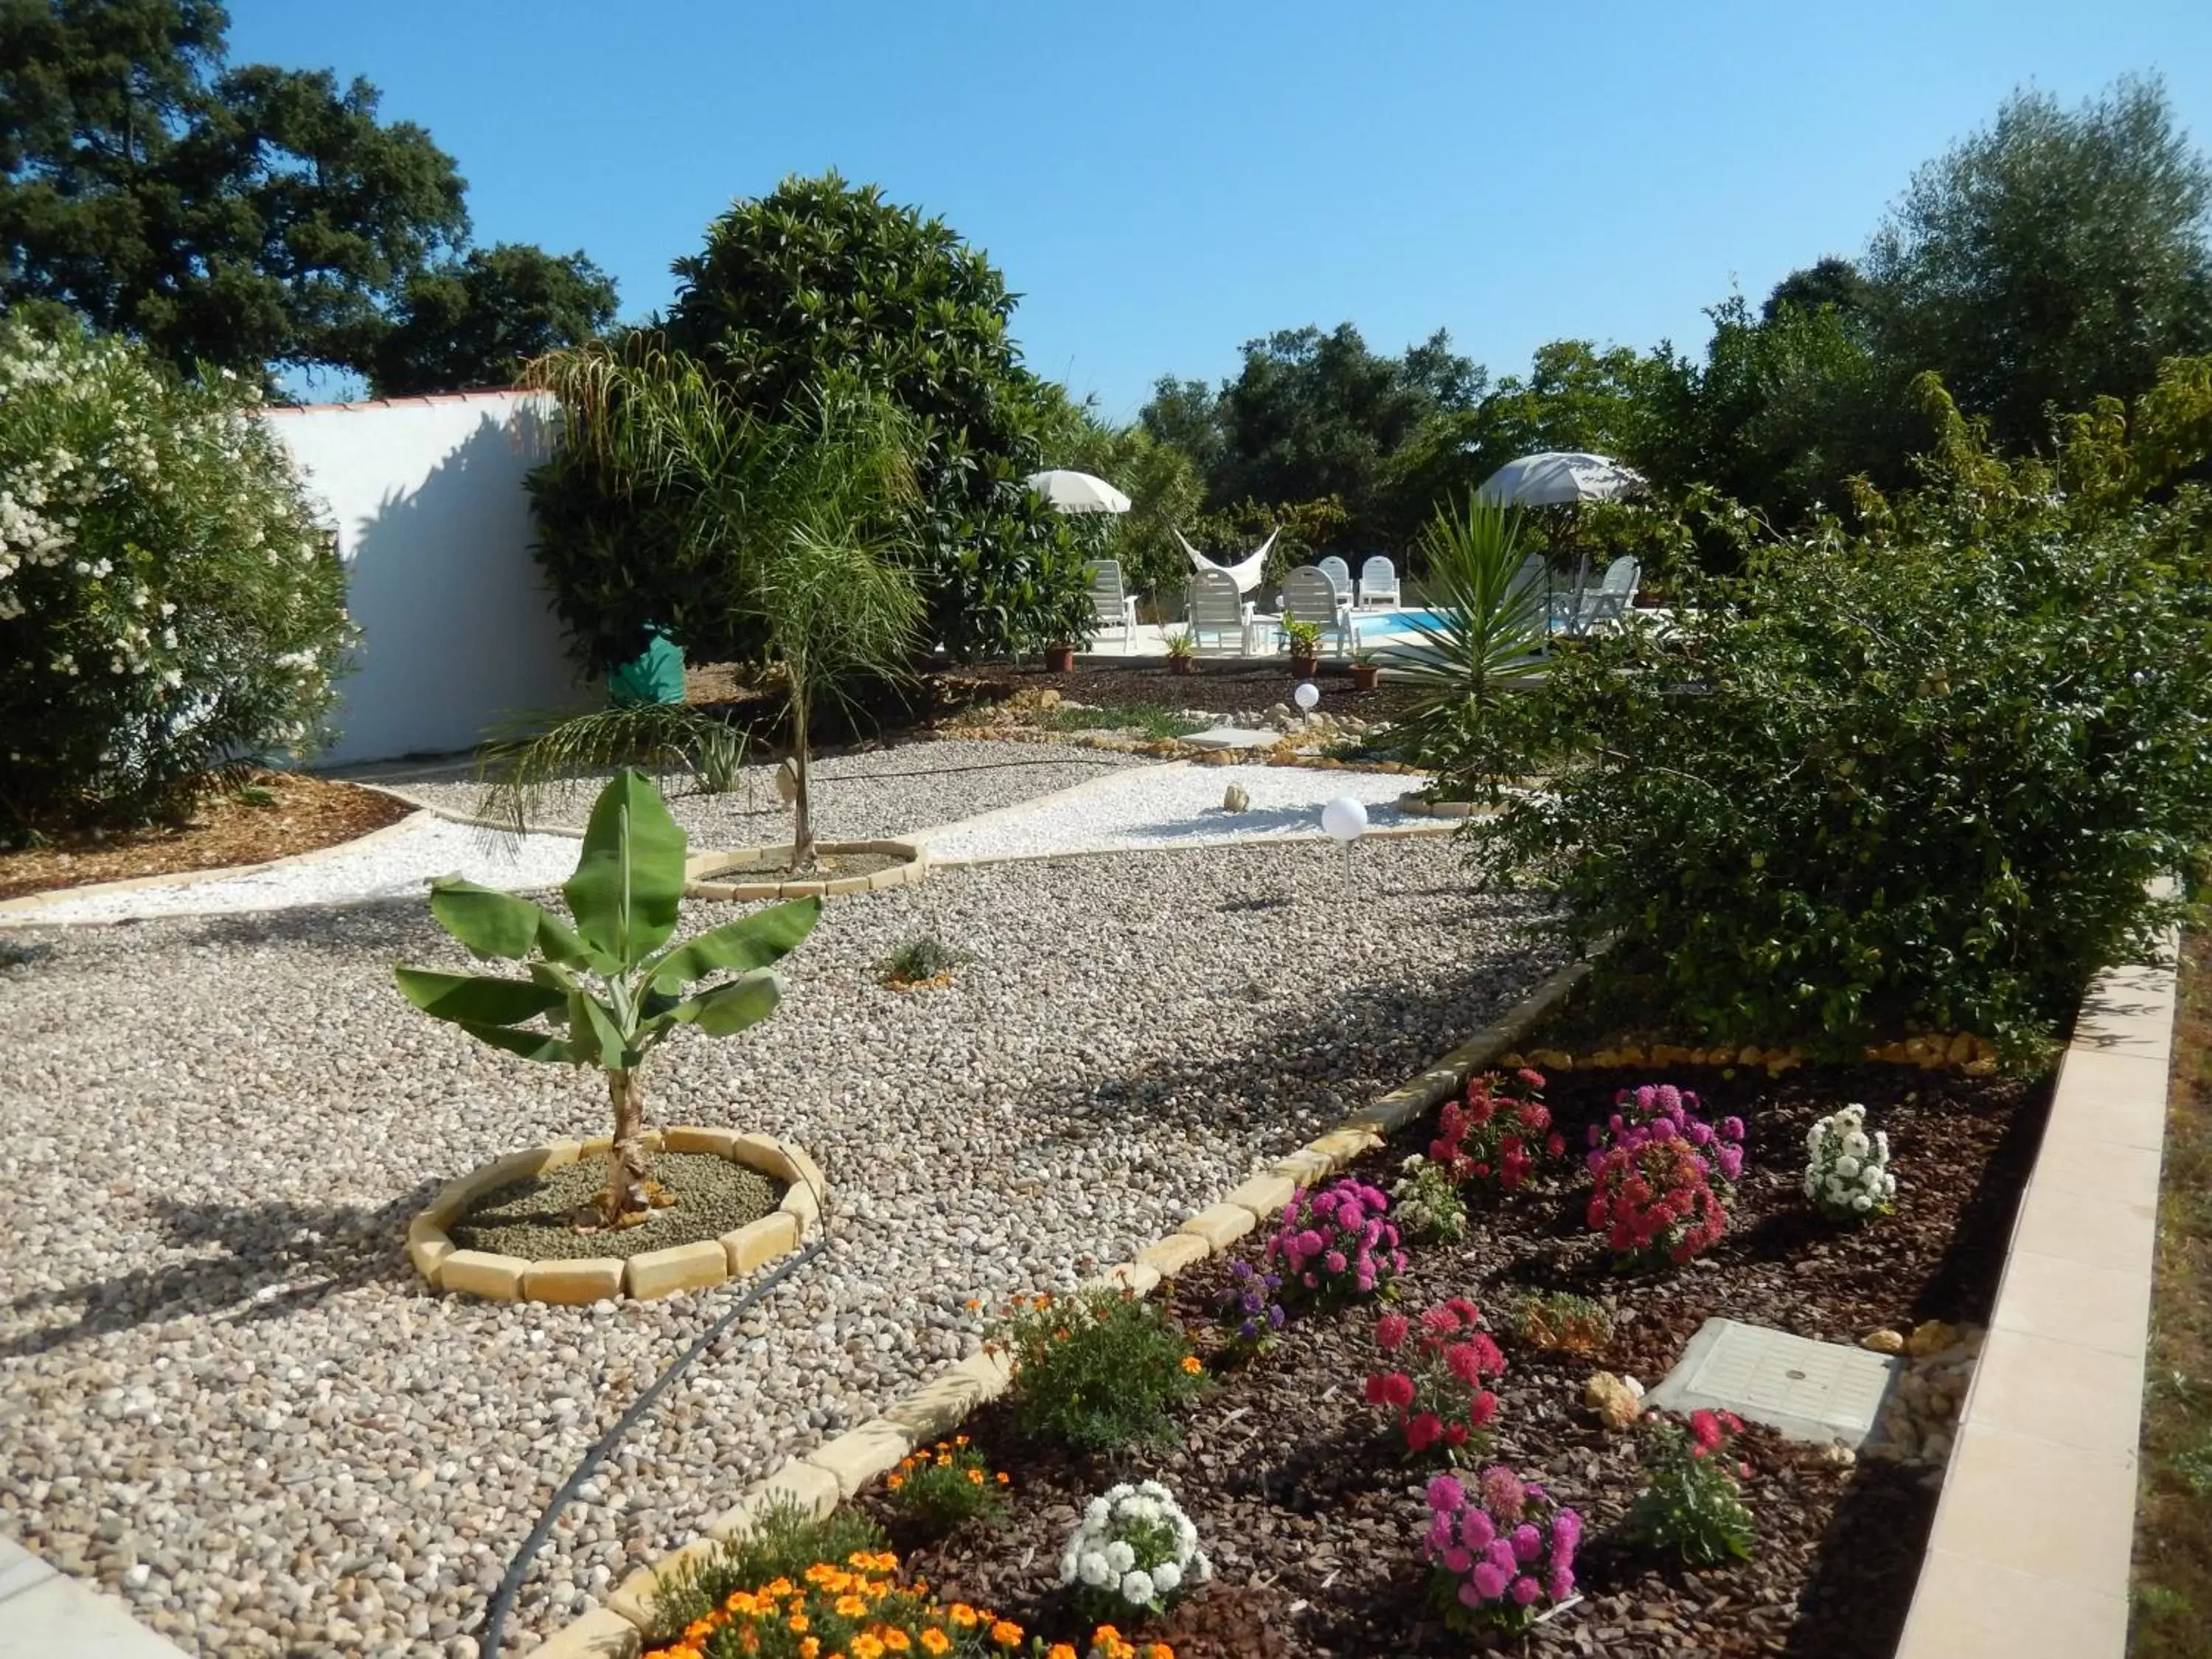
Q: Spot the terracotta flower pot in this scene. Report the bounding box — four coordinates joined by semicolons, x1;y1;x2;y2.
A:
1289;652;1319;678
1167;655;1195;676
1044;644;1076;674
1349;662;1379;691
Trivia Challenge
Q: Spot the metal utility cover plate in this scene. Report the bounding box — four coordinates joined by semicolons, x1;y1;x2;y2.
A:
1644;1318;1902;1447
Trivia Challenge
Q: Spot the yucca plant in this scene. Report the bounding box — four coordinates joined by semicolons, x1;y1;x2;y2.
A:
1380;496;1551;796
394;768;818;1228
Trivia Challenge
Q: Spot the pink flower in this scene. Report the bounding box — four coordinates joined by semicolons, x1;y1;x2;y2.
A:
1443;1421;1469;1447
1480;1466;1526;1522
1547;1565;1575;1602
1376;1312;1410;1352
1441;1546;1472;1574
1458;1508;1495;1551
1720;1116;1745;1141
1550;1509;1582;1555
1511;1524;1543;1564
1468;1389;1498;1427
1324;1250;1347;1275
1378;1371;1415;1410
1295;1228;1324;1257
1545;1132;1566;1158
1470;1561;1510;1600
1457;1580;1484;1610
1510;1574;1541;1606
1484;1537;1517;1574
1425;1472;1465;1512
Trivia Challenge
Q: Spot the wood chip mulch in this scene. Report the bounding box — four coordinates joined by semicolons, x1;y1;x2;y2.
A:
0;772;412;901
866;1061;2053;1658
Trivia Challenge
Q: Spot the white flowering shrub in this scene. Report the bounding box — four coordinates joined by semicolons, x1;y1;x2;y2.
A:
1058;1479;1212;1617
1803;1104;1896;1221
0;313;351;835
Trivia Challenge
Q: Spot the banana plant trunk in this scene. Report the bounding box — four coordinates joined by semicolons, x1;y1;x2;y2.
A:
604;1068;653;1222
787;681;815;872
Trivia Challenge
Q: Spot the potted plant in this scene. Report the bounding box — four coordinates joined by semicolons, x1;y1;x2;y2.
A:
1164;627;1197;676
1348;651;1380;692
1043;641;1077;673
1283;611;1324;678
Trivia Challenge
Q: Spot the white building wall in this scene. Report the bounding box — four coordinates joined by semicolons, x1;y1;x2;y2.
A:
262;390;591;766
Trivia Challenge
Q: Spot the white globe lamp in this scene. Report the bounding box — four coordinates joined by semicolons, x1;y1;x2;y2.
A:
1293;681;1320;714
1321;795;1368;844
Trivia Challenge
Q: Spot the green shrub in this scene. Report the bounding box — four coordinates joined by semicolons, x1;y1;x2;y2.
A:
1478;434;2212;1057
1627;1411;1756;1565
877;935;973;988
0;313;352;836
646;1493;887;1639
998;1287;1209;1454
883;1436;1009;1534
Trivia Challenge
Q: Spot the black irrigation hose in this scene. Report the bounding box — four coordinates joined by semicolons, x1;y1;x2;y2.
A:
476;1228;829;1659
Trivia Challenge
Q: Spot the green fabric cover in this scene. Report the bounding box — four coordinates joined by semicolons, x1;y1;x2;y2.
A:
606;631;686;707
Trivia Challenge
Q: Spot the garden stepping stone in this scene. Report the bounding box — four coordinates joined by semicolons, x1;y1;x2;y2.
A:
1180;726;1279;750
1645;1317;1902;1449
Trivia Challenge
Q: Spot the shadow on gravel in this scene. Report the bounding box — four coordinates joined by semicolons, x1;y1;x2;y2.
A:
1018;895;1562;1146
169;898;436;956
0;1183;436;1360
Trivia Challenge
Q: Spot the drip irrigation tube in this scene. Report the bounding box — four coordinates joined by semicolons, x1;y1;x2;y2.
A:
476;1229;828;1658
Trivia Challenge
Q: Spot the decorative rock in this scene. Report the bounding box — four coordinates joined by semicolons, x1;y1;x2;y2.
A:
1905;1319;1958;1358
1220;1172;1298;1222
1269;1148;1335;1187
779;1179;821;1237
522;1258;627;1306
1860;1328;1906;1354
437;1250;531;1301
1222;783;1251;813
624;1238;728;1300
1585;1371;1646;1430
715;1460;841;1537
722;1211;800;1276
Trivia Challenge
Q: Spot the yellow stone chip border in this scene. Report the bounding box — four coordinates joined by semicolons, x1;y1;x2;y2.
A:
409;1129;824;1304
683;840;928;902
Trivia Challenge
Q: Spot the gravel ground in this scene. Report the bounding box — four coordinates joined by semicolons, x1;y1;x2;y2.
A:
387;740;1153;847
0;836;1559;1658
919;762;1428;862
18;817;585;925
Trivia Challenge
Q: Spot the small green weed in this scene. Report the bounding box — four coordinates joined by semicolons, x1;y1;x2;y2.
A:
1507;1290;1616;1354
232;783;279;807
877;935;973;988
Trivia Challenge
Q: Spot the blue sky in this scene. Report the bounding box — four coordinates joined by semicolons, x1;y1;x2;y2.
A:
229;1;2212;420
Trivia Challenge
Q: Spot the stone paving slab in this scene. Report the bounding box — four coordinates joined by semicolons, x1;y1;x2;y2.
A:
0;1537;187;1657
1644;1317;1901;1447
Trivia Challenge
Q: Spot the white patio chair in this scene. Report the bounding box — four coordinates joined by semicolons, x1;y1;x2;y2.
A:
1573;555;1641;634
1087;559;1140;652
1357;554;1399;609
1318;555;1353;603
1186;568;1256;655
1277;565;1357;657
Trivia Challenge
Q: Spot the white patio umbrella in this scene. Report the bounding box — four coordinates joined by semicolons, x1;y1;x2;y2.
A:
1477;451;1648;602
1024;469;1132;515
1476;451;1646;507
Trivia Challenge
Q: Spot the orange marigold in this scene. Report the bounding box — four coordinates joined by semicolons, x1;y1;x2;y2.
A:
990;1620;1023;1648
920;1632;951;1656
835;1594;869;1618
1180;1355;1203;1374
947;1604;979;1629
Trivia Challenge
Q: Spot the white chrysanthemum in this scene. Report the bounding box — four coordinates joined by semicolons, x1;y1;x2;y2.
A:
1834;1155;1860;1178
1087;1497;1111;1524
1079;1550;1113;1588
1851;1193;1874;1212
1152;1561;1182;1595
1104;1540;1135;1574
1843;1131;1870;1157
1121;1569;1155;1606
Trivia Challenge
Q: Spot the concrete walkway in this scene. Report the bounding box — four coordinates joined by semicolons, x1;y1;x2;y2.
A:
0;1538;187;1657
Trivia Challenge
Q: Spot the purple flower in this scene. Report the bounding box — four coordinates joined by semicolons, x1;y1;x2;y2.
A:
1649;1116;1677;1141
1511;1574;1541;1607
1267;1304;1286;1329
1721;1116;1745;1141
1427;1474;1467;1512
1230;1259;1252;1281
1511;1524;1543;1565
1687;1119;1714;1146
1471;1561;1510;1600
1717;1144;1745;1182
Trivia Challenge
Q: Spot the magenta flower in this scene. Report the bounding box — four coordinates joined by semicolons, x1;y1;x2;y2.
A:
1471;1560;1510;1599
1459;1507;1495;1551
1510;1574;1541;1606
1425;1472;1464;1512
1511;1523;1543;1564
1548;1565;1575;1602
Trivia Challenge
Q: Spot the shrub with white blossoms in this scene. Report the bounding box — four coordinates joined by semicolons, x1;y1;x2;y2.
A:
1803;1104;1896;1222
1060;1479;1212;1617
0;311;352;835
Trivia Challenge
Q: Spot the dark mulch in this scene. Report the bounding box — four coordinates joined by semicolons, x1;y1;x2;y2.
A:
866;1061;2053;1658
0;771;411;900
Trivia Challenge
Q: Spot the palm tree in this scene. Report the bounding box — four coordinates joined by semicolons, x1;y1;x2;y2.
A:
526;341;922;868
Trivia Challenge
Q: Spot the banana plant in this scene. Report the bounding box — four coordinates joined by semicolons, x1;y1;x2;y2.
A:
394;768;819;1228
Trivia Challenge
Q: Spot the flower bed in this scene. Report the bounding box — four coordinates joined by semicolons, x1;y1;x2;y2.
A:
847;1060;2051;1658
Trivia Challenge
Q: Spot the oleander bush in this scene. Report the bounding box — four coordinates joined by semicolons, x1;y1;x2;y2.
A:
0;312;352;838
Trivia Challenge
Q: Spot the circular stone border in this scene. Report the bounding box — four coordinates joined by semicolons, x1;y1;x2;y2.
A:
1394;793;1482;818
684;840;928;901
408;1127;826;1304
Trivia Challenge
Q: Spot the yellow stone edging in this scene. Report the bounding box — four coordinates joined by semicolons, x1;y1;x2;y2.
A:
0;808;437;922
411;1130;826;1304
562;947;1599;1650
1892;931;2179;1659
683;841;928;902
1393;793;1482;819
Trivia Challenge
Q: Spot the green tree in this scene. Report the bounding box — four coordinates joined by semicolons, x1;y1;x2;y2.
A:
1866;74;2212;449
644;170;1084;662
371;243;617;395
1761;256;1872;321
1;1;613;386
529;341;923;869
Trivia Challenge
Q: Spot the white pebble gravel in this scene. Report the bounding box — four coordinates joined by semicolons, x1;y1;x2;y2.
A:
0;835;1558;1657
921;761;1427;863
18;815;585;925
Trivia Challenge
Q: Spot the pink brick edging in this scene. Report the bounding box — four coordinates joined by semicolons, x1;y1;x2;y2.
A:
1893;935;2179;1659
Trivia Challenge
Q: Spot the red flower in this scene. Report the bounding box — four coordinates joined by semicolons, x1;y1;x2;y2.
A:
1469;1389;1498;1427
1545;1133;1566;1158
1405;1411;1443;1452
1380;1371;1416;1411
1375;1311;1411;1352
1363;1373;1391;1405
1443;1421;1469;1447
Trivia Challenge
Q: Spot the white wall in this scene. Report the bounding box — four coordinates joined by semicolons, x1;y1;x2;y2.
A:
263;391;591;765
